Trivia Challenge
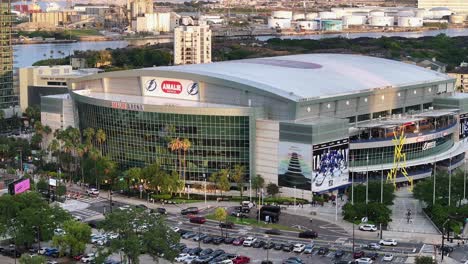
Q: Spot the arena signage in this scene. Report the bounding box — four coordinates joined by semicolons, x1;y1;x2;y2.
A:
111;101;144;111
422;141;436;151
141;77;200;101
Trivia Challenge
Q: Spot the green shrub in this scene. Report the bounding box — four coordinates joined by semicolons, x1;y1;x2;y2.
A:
264;197;308;205
151;194;172;200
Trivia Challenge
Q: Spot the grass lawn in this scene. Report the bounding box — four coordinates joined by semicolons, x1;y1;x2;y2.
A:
170;198;204;204
205;214;299;232
65;29;103;37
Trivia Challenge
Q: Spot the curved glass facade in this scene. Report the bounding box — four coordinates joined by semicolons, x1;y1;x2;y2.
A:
76;103;250;181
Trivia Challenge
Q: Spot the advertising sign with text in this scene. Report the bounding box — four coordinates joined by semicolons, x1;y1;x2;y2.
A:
141;77;200;101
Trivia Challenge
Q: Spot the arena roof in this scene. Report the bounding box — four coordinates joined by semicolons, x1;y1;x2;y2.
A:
149;54;453;102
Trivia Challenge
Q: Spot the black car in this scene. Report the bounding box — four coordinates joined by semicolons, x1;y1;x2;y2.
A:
212;237;224;244
211;249;225;257
135;204;148;210
440;245;454;253
261;261;273;264
224;237;235;244
219;222;234;229
263;241;275;249
282;244;294;252
274;243;284;250
203;236;214;244
265;229;281;235
193;255;214;264
317;247;329;255
199;248;214;257
368;252;379;260
178;229;188;235
181;207;199;215
182;247;192;254
157;208;167;214
298;230;318;239
334;261;349;264
189;247;203;255
252;240;266;248
285;257;304;264
334;250;344;258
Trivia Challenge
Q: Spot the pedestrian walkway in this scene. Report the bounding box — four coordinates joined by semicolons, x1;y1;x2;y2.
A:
387;187;439;235
70;208;102;220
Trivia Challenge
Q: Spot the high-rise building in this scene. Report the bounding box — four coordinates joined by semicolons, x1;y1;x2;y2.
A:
418;0;468;16
0;0;18;112
173;24;212;65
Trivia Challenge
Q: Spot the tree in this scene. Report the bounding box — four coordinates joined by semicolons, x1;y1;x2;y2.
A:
168;138;183;180
232;164;246;198
251;174;265;198
180;138;191;187
19;254;46;264
213;207;227;236
52;220;91;257
83;127;95;147
266;183;280;197
56;184;67;197
209;169;230;196
24;105;40;122
415;256;437;264
95;128;107;153
36;178;48;192
347;182;395;206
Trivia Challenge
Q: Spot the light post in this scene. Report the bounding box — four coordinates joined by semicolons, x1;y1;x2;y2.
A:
464;159;466;202
433;156;437;205
352;217;356;255
265;235;270;262
351;156;354;205
249;179;252;202
449;157;452;206
366;153;369;205
380;152;384;239
441;218;450;261
203;174;207;205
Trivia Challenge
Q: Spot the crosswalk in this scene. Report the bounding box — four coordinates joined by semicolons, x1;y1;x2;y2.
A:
76;196;107;204
70;208;101;220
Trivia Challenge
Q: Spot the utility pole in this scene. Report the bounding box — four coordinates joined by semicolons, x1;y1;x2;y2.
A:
433;156;437;205
380;152;384;239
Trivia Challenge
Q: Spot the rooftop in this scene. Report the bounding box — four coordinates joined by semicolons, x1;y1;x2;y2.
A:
145;54;453;102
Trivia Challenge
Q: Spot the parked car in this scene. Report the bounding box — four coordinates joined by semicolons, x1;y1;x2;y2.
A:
379;239;397;246
265;228;281;235
45;248;59;258
317;247;329;256
303;244;314;254
368;243;381;250
203;236;214;244
181;207;199;215
233;237;245;246
356;257;373;264
382;254;394;262
212;237;225;244
193;233;208;241
199;248;213;256
368;252;379;260
263;242;274;250
135;204;148;210
232;256;250;264
359;224;377;232
190;216;206;224
86;188;99;195
224;237;235;244
274;243;284;250
284;257;304;264
298;230;318;239
220;222;234;229
54;228;65;236
293;244;305;253
176;253;191;262
282;243;294;252
334;250;345;258
182;232;197;239
243;237;257;247
81;253;96;263
188;247;202;256
252;240;266;248
353;251;365;259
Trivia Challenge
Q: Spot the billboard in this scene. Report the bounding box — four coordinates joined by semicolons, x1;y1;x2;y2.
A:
460;113;468;139
278;142;313;190
8;178;31;195
141;77;200;101
311;139;349;193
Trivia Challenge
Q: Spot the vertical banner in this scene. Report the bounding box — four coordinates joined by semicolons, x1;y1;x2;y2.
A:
278;142;312;190
311;139;349;193
459;113;468;139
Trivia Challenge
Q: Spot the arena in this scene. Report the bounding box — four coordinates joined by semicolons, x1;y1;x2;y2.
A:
69;53;468;198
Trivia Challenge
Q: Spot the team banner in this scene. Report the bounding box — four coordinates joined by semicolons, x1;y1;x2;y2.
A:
312;139;349;193
278;142;313;190
460;113;468;139
141;77;200;101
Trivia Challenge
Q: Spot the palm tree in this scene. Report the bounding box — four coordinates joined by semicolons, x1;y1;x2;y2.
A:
168;138;183;176
88;147;101;189
76;144;86;185
95;129;106;153
62;140;74;184
181;138;192;187
83;127;95;147
48;139;60;162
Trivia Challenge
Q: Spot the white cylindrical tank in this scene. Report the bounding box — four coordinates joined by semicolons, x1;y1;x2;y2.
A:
414;8;427;18
397;10;415;17
296;20;319;30
292;13;305;21
272;10;293;19
429;7;452;19
268;17;291;29
369;9;385;17
157;12;171;32
449;15;465;24
369;16;395;27
398;17;423;27
343;15;366;26
319;11;336;19
306;12;318;20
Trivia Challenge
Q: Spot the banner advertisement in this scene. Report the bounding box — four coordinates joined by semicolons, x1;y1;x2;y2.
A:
460;113;468;139
278;142;313;190
9;178;31;195
141;77;200;101
312;139;349;193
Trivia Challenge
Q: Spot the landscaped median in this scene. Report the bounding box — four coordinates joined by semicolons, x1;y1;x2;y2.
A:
205;213;300;232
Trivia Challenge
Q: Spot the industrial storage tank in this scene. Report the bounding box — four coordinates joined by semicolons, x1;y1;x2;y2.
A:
398;17;423;27
268;17;291;29
343;15;366;26
306;12;318;20
272;10;293;19
321;20;343;31
319;11;336;19
397;10;415;17
449;15;465;24
292;13;305;21
414;8;427;18
369;9;385;17
429;7;452;19
369;16;395;27
296;20;319;30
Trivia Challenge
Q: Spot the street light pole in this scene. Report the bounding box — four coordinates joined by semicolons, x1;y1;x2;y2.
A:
433;156;437;205
449;157;452;206
352;218;356;255
351;157;354;205
464;159;466;202
366;153;369;205
249;179;252;202
380;152;384;239
203;174;207;205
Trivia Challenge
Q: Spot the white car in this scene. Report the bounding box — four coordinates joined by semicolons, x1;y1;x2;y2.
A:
243;236;257;247
359;224;377;231
47;261;58;264
304;244;314;254
96;238;108;246
119;205;132;211
383;254;394;261
183;255;196;264
293;244;306;253
379;239;398;246
356;257;373;264
91;234;105;243
38;247;48;255
54;228;66;236
73;215;83;221
106;232;119;239
171;226;180;233
368;243;381;250
217;260;233;264
81;253;96;263
175;253;190;262
86;188;99;195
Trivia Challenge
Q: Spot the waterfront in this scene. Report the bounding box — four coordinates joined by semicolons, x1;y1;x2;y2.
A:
14;28;468;68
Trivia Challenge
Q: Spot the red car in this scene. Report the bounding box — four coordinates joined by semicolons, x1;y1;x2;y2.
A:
72;254;84;260
189;216;206;224
232;237;245;246
353;251;365;259
233;256;250;264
